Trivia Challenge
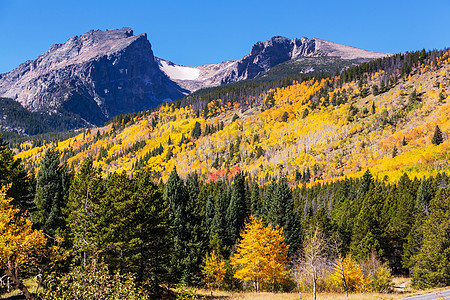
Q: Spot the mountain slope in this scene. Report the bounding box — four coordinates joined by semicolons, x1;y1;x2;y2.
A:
14;49;450;185
159;36;391;92
0;27;187;128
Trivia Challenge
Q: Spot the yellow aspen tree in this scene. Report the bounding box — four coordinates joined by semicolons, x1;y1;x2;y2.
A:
0;185;46;300
331;255;369;294
263;224;290;292
202;250;226;289
231;215;289;292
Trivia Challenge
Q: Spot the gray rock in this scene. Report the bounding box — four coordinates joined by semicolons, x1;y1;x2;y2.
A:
0;27;187;126
159;36;392;92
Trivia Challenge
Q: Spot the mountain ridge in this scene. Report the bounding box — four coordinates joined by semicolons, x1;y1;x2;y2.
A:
0;27;187;128
159;35;392;92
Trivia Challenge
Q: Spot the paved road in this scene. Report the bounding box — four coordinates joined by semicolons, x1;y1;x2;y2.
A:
399;289;450;300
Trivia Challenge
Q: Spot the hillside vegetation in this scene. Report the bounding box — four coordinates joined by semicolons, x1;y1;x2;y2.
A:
15;49;450;185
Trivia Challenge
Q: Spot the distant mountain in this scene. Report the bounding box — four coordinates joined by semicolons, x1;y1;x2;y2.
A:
0;28;392;136
158;36;392;92
0;27;187;129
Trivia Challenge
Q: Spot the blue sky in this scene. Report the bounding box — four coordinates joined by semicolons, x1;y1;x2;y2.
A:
0;0;449;73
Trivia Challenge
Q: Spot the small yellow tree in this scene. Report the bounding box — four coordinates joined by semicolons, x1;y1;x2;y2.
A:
0;185;46;300
331;255;369;295
202;250;226;289
231;215;289;292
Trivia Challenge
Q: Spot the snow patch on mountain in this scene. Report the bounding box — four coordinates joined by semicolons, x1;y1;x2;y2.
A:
158;60;200;80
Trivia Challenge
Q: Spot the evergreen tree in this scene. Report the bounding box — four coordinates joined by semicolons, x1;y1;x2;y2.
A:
431;125;443;145
409;89;418;104
356;169;374;199
96;171;134;272
211;183;229;244
372;85;379;96
132;171;171;289
205;194;215;237
184;172;208;285
164;167;189;283
191;121;202;139
392;145;398;158
412;187;450;288
416;177;432;216
386;173;417;273
264;177;301;256
31;148;71;237
0;135;32;212
226;172;247;245
249;182;262;217
303;167;311;183
350;187;386;260
66;158;105;265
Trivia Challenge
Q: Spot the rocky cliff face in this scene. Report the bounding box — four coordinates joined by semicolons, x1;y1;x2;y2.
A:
0;28;186;126
160;36;392;92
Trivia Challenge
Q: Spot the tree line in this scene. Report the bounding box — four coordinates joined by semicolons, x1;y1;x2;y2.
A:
1;134;450;298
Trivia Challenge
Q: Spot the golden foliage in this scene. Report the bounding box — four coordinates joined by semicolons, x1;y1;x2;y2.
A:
330;255;369;293
231;216;289;292
0;185;46;268
202;250;226;289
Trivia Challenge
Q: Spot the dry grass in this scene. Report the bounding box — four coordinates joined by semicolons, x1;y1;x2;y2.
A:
196;285;450;300
197;289;399;300
0;278;39;299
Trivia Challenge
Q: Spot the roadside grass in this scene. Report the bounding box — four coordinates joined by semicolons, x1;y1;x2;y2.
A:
194;279;450;300
2;277;449;300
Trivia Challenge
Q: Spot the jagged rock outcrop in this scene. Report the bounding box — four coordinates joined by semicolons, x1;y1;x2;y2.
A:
0;27;187;126
159;36;392;92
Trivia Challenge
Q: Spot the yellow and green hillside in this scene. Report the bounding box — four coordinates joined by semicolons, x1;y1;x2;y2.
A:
15;50;450;184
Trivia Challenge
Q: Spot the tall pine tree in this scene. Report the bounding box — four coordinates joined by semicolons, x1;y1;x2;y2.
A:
65;158;105;265
226;172;247;246
31;148;71;237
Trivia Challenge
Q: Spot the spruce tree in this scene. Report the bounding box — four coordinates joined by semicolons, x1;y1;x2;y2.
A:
191;121;202;139
416;177;432;216
249;182;262;217
184;172;208;284
264;177;301;256
211;184;229;244
392;145;398;158
226;172;247;245
31;148;71;237
0;135;32;212
350;187;386;260
356;169;374;199
431;125;443;145
132;171;171;288
205;194;215;237
66;158;105;265
164;167;189;283
386;173;417;273
412;187;450;288
402;136;407;146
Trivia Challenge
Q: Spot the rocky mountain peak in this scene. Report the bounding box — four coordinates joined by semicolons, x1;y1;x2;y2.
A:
0;28;186;127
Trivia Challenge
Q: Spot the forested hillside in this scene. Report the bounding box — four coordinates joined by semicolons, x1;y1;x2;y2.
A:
15;49;450;185
2;48;450;299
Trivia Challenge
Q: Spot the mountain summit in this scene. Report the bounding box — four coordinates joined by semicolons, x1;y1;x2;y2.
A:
158;36;392;92
0;27;186;126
